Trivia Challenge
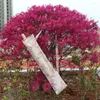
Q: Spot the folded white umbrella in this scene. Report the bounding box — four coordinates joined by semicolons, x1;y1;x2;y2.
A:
21;34;67;94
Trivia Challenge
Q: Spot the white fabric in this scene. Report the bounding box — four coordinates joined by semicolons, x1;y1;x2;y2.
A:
22;34;67;94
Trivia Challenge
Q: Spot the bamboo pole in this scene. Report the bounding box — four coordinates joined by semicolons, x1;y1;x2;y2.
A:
55;35;59;72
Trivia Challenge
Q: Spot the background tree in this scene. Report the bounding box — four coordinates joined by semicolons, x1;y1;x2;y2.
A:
0;5;100;68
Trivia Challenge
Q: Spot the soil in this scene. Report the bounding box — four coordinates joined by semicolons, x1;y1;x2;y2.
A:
0;71;100;100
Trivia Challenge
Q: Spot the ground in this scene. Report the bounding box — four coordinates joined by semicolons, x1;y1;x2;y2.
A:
0;71;100;100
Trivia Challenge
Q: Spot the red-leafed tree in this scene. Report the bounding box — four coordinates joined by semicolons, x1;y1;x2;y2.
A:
0;5;100;67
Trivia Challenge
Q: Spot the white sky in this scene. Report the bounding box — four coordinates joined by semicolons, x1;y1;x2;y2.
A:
13;0;100;26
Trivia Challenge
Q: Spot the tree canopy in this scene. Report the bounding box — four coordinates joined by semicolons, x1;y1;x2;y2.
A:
0;5;100;63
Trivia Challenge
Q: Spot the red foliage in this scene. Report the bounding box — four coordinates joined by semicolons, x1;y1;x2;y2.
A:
32;71;43;91
42;81;52;93
32;80;39;91
32;71;52;93
0;5;100;63
60;59;79;68
82;51;100;64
